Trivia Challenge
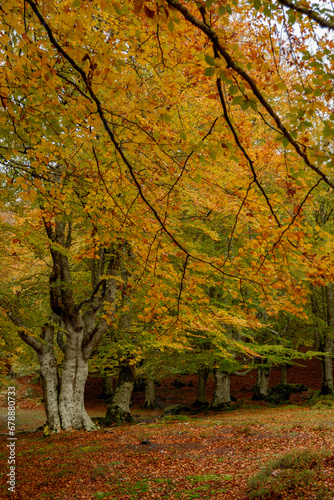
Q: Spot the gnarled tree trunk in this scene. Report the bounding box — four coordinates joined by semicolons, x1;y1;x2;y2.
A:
8;219;120;432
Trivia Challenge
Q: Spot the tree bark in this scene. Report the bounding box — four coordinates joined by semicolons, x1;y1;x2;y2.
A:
102;374;114;399
194;370;209;406
105;365;135;425
321;285;334;395
57;320;97;430
252;366;271;400
105;258;135;424
280;364;289;384
211;370;231;408
143;379;156;408
38;338;61;432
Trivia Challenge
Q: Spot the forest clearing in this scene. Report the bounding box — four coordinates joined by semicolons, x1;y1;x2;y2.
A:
2;362;334;499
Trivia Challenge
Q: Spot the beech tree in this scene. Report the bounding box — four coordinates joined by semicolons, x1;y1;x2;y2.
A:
0;204;123;430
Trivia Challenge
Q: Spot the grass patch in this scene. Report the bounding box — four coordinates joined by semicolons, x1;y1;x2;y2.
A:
247;448;330;499
161;415;194;423
187;474;221;483
75;444;103;454
94;493;116;499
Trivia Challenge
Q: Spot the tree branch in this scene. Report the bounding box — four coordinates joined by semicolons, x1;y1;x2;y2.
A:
165;0;334;190
277;0;334;30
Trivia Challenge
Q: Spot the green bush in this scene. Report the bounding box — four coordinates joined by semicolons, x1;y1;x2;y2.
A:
247;449;330;499
267;384;309;404
308;392;334;407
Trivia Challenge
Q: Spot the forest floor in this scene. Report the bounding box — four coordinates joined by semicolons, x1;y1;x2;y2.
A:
1;357;334;499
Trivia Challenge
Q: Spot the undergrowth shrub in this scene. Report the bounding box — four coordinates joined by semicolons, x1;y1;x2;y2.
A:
308;393;334;408
267;384;309;404
247;448;330;499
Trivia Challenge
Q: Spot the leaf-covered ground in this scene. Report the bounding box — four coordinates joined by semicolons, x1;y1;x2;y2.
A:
1;358;334;499
2;407;334;499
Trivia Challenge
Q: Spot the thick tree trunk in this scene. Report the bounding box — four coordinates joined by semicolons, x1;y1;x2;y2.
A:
211;370;231;408
105;365;135;425
252;366;271;400
194;370;209;406
7;220;120;433
57;322;97;431
143;379;156;408
321;285;334;395
102;374;114;399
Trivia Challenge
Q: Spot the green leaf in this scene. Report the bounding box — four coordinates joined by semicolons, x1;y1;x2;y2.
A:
162;113;172;123
71;0;81;7
254;0;261;11
232;96;243;105
323;127;334;138
249;100;258;112
313;77;323;86
167;21;175;32
263;3;271;16
209;149;217;160
205;55;216;66
204;67;215;77
228;85;239;95
288;12;296;24
240;100;250;111
294;84;304;93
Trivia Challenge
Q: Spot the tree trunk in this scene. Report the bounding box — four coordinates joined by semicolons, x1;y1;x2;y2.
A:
321;285;334;395
252;366;271;400
102;374;114;399
105;365;135;425
280;364;289;384
211;370;231;408
20;320;98;432
105;259;134;425
5;218;120;433
143;379;156;408
38;344;61;432
194;370;209;406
